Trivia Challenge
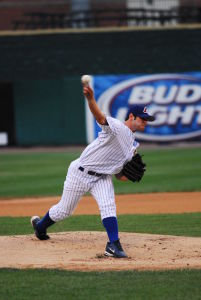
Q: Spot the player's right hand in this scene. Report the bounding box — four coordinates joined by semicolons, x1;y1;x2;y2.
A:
83;86;94;101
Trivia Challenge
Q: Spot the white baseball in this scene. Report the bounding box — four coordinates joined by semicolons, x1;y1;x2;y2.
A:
81;75;91;86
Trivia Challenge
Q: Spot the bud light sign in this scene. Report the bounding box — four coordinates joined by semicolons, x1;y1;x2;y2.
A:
85;73;201;143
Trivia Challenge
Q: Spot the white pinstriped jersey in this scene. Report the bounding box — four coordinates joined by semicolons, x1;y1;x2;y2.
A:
79;116;139;175
49;116;139;222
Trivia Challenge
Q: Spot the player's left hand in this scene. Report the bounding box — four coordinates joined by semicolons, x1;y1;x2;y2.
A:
122;153;146;182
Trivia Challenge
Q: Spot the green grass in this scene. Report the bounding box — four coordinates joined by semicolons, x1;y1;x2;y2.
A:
113;147;201;194
1;213;201;237
0;148;201;198
0;151;80;198
1;148;201;299
0;268;201;300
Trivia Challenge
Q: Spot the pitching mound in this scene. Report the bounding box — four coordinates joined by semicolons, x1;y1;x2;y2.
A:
1;231;201;271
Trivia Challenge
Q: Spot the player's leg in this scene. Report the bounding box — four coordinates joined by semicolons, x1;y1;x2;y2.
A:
31;160;89;240
90;176;127;258
90;175;118;239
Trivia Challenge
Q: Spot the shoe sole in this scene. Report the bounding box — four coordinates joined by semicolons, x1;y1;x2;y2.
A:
104;250;127;258
104;251;115;257
30;215;40;226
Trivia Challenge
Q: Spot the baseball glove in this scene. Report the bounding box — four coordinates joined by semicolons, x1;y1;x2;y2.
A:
122;153;146;182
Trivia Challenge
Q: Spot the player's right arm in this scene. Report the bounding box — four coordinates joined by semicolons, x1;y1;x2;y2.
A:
83;86;107;125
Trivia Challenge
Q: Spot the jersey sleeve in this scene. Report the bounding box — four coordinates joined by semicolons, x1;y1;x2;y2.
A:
97;116;122;135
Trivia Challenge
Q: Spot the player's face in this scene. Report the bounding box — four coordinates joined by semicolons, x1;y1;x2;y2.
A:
133;117;147;131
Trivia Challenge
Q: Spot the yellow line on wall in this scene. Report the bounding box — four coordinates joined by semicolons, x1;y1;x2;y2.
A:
0;23;201;37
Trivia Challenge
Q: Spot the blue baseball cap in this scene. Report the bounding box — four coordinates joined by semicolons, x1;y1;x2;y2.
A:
126;105;155;122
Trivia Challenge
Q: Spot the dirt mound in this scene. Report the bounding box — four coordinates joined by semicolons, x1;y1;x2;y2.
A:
1;231;201;271
1;191;201;271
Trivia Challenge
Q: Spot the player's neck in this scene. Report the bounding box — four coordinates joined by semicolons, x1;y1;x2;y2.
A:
124;120;136;133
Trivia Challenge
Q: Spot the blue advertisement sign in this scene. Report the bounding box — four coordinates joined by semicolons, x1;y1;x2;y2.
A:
85;73;201;143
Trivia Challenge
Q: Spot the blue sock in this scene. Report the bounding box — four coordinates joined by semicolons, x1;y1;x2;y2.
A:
37;211;55;233
102;216;119;243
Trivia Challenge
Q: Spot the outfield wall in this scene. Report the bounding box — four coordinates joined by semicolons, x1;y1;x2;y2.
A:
1;28;201;81
14;77;86;145
0;27;200;145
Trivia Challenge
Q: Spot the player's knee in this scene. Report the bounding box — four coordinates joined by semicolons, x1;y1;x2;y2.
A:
49;205;72;222
99;201;116;220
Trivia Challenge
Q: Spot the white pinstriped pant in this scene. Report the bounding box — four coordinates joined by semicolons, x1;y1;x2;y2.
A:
49;159;116;222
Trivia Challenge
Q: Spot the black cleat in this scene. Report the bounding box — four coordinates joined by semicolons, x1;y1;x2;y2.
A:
105;239;127;258
31;216;50;240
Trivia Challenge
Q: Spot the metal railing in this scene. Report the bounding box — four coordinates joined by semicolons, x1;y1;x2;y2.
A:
12;7;201;30
0;1;201;31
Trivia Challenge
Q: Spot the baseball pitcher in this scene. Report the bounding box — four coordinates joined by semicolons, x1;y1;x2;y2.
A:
31;83;155;258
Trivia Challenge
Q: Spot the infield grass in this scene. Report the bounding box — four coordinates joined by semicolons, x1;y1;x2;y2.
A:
0;147;201;198
0;268;201;300
1;213;201;237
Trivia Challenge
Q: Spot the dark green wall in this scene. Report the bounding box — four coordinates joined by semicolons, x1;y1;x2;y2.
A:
0;28;201;81
14;77;86;145
1;28;201;145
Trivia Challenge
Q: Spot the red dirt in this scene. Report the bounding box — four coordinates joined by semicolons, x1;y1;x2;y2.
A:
0;192;201;216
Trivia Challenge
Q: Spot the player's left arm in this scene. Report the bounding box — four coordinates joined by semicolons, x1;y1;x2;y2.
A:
83;86;107;125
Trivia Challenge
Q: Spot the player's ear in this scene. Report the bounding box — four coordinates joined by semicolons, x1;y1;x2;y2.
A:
129;113;135;120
